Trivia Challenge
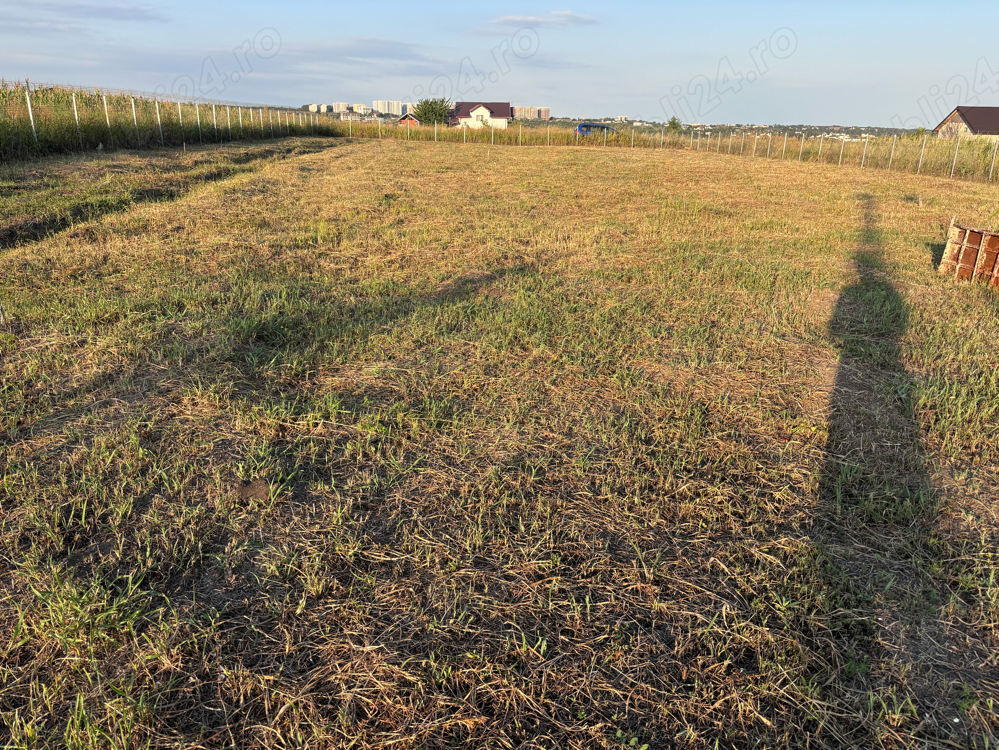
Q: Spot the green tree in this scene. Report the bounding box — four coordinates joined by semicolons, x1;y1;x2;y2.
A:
666;116;683;133
411;98;453;125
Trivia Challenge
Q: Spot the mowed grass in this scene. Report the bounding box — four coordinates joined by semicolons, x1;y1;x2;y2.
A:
1;137;998;749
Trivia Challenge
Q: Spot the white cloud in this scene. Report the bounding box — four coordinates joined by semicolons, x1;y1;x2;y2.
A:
0;1;168;38
34;1;168;22
282;38;449;80
491;11;596;29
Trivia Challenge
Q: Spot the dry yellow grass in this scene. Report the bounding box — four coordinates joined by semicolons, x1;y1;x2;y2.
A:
1;137;997;748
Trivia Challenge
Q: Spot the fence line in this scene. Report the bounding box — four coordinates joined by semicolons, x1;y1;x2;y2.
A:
306;120;999;184
1;80;336;162
3;81;999;184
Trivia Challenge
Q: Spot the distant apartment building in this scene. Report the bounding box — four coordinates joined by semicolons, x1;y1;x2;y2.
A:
329;103;350;113
307;104;320;113
512;106;552;120
373;100;403;116
402;103;417;116
352;104;373;115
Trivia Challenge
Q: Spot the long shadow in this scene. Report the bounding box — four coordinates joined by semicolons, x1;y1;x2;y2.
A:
0;258;539;742
815;195;981;746
822;195;929;525
0;262;527;561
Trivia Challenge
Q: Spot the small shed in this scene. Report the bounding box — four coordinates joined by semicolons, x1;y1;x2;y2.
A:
933;107;999;139
398;113;420;125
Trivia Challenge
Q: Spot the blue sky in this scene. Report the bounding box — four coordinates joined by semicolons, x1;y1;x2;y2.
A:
3;1;999;126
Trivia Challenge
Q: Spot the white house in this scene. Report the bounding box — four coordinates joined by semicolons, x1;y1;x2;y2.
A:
451;102;513;130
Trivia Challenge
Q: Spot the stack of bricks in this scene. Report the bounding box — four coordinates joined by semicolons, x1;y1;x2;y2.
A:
938;219;999;286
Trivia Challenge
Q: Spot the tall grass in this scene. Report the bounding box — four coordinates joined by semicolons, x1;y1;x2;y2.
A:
709;129;999;183
5;81;999;185
327;119;999;184
0;81;336;161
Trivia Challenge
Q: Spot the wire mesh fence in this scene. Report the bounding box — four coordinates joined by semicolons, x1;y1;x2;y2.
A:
0;81;336;161
4;81;999;185
325;120;999;184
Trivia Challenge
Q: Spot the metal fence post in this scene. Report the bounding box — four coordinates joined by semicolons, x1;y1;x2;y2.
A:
917;134;927;174
226;106;231;140
741;131;746;154
72;91;83;149
990;139;998;182
178;101;184;139
839;137;845;166
195;101;203;143
799;130;805;161
861;135;869;167
781;131;788;159
888;134;896;170
212;103;219;142
24;88;38;145
131;97;139;144
103;94;113;148
154;99;163;146
950;136;960;178
817;134;824;160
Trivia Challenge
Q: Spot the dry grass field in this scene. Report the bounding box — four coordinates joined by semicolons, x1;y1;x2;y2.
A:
1;137;998;749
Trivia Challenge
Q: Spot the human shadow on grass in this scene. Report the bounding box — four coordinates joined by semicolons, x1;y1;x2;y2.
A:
822;195;928;527
814;194;990;747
